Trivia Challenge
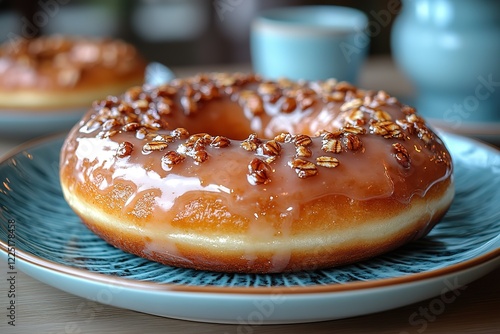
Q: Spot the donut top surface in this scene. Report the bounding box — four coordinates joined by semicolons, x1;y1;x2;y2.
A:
62;73;452;222
0;35;146;91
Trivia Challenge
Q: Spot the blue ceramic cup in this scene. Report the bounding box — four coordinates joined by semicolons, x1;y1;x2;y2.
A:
251;6;369;83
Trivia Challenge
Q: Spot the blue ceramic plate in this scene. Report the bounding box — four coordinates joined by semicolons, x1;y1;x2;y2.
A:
0;62;175;140
0;107;87;139
0;133;499;324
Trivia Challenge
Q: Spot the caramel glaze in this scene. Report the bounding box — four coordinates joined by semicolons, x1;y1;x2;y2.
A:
60;73;453;272
0;35;146;92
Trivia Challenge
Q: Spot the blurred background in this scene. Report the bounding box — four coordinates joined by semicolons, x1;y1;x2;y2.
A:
0;0;400;66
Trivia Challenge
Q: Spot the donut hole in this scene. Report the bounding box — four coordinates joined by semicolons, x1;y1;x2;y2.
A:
172;99;320;140
180;100;255;140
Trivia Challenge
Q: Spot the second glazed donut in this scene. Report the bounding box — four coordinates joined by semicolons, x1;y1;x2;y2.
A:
0;35;147;110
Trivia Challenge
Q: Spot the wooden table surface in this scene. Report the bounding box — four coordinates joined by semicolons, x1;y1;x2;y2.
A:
1;57;499;334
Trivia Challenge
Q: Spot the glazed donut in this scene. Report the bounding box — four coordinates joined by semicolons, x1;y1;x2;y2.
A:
60;73;454;273
0;35;146;110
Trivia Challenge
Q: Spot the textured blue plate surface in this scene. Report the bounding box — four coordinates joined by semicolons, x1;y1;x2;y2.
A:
0;133;499;289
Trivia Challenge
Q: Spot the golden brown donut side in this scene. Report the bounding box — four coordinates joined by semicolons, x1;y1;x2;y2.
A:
0;35;147;110
61;177;453;273
60;73;454;273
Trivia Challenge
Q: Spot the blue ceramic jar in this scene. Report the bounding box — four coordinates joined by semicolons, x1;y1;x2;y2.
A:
392;0;500;127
